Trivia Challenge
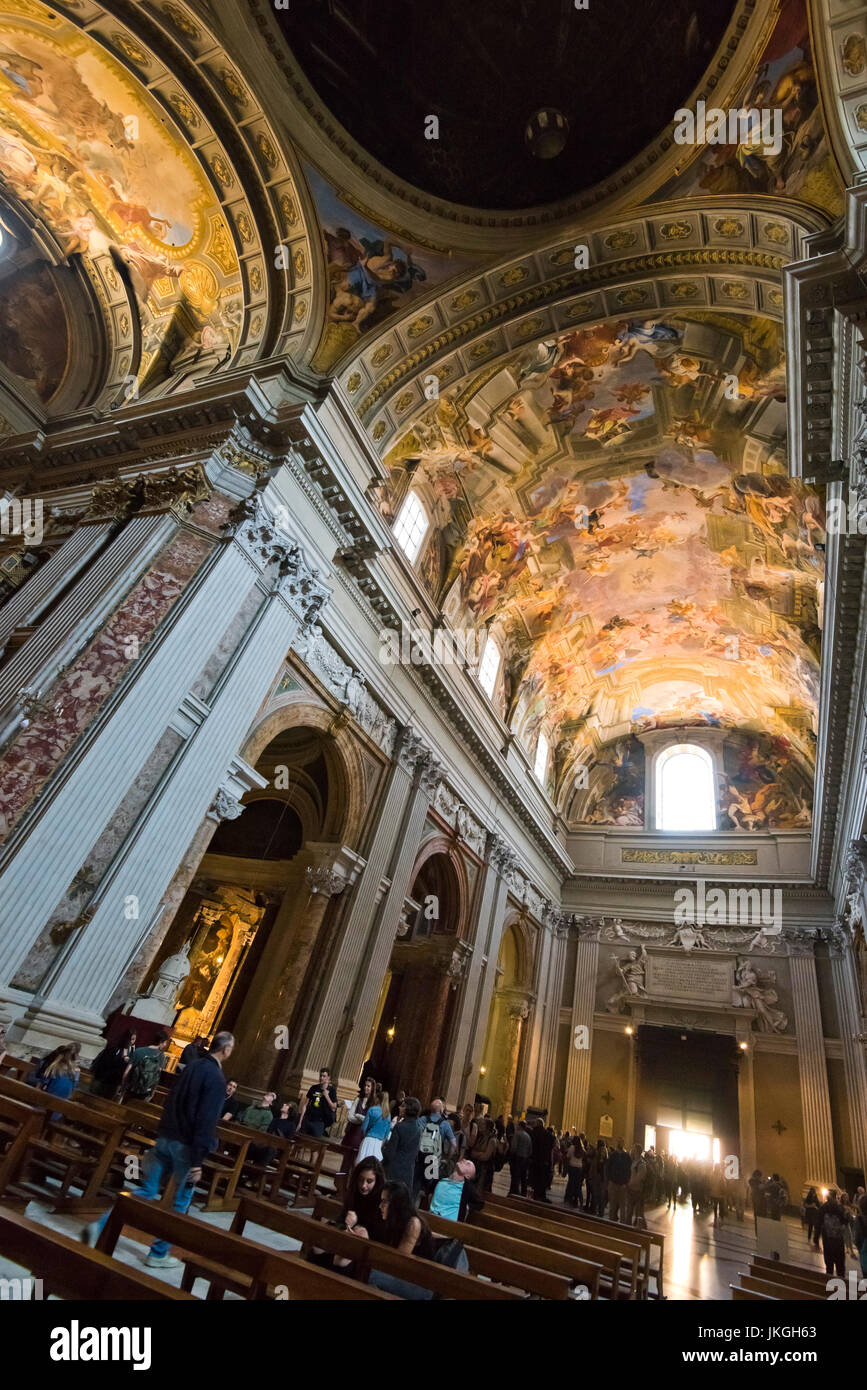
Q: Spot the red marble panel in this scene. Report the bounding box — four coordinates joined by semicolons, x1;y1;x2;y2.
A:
0;528;213;843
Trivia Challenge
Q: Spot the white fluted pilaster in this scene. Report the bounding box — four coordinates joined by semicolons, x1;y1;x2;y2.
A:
790;947;837;1187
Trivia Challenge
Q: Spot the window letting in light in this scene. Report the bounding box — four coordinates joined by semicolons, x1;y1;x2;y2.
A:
393;491;429;564
478;635;500;697
657;743;716;831
534;731;549;782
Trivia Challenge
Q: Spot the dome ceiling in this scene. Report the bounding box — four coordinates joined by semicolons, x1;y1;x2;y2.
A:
383;309;824;827
280;0;738;210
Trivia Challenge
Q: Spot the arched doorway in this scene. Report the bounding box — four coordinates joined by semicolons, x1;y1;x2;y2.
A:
479;917;534;1121
367;843;467;1103
137;707;364;1091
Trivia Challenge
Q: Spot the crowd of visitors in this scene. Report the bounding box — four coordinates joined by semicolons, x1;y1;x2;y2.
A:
11;1028;866;1287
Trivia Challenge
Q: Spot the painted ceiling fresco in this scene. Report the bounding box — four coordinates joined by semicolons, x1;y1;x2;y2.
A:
307;165;476;372
656;0;843;218
385;309;824;828
0;1;242;389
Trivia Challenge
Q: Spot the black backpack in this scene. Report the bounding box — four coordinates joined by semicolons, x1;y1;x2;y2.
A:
433;1238;469;1272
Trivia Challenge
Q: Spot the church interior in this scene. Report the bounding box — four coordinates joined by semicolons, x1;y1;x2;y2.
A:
0;0;866;1317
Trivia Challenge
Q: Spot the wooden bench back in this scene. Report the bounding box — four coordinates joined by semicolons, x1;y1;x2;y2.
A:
311;1194;571;1299
423;1207;603;1299
234;1195;522;1300
0;1091;43;1197
99;1193;394;1300
489;1190;664;1295
738;1271;824;1301
751;1255;827;1291
0;1206;197;1300
469;1212;633;1295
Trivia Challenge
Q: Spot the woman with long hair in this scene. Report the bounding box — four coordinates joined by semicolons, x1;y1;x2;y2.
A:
344;1075;376;1158
357;1088;391;1165
342;1157;386;1240
41;1043;81;1116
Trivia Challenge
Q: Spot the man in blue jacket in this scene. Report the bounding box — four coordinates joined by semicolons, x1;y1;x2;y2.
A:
84;1030;235;1267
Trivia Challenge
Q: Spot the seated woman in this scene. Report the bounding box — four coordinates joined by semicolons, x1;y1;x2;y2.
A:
365;1181;436;1300
307;1156;385;1272
40;1043;81;1120
429;1157;484;1223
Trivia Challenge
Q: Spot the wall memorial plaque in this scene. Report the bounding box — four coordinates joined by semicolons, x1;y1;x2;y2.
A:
645;953;733;1003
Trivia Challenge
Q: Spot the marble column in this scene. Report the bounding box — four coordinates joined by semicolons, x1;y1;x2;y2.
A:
789;943;837;1187
523;910;567;1114
497;994;531;1117
4;509;330;1052
830;943;867;1182
561;928;600;1131
231;842;365;1092
735;1019;757;1179
442;833;514;1107
333;733;441;1092
294;732;421;1091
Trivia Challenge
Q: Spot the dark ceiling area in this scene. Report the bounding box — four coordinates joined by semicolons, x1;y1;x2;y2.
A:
277;0;738;210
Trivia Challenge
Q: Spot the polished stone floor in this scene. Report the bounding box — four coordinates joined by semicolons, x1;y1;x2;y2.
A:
0;1168;844;1301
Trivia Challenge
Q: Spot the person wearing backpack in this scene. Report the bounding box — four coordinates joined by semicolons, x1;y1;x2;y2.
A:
416;1098;456;1197
123;1032;171;1100
818;1189;848;1277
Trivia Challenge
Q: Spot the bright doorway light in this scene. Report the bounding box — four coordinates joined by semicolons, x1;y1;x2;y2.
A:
668;1129;711;1162
657;744;716;831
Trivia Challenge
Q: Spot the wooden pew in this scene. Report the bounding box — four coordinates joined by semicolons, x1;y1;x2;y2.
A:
421;1205;603;1300
226;1195;525;1301
0;1073;128;1213
96;1193;395;1300
0;1092;43;1201
0;1205;197;1300
732;1284;777;1301
750;1255;827;1294
0;1054;37;1083
736;1271;824;1301
470;1204;644;1299
489;1191;665;1298
310;1195;570;1299
75;1090;258;1213
229;1127;328;1210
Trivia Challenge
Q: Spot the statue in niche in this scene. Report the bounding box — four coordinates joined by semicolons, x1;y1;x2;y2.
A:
605;945;647;1013
732;957;788;1033
127;941;192;1023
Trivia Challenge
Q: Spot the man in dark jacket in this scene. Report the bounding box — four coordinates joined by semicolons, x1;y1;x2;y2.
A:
382;1096;422;1193
606;1139;633;1222
83;1031;234;1267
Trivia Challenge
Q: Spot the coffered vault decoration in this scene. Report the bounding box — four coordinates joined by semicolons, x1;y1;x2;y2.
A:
0;0;315;412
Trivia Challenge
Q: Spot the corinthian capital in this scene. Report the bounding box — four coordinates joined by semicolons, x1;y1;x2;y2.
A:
486;830;519;880
207;788;244;823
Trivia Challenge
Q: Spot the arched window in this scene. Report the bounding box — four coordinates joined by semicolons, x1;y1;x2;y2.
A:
393;490;429;563
534;730;550;783
478;634;501;697
657;743;716;831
